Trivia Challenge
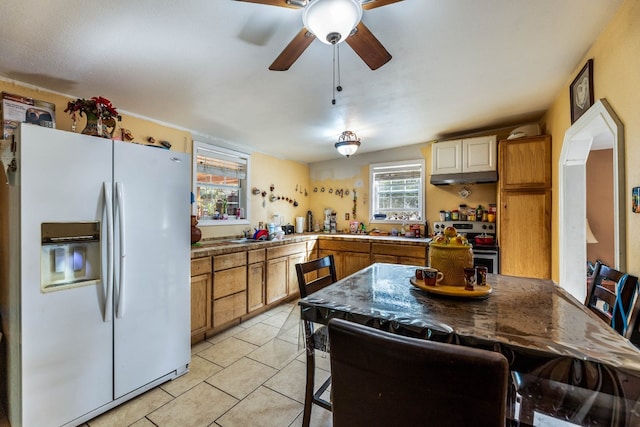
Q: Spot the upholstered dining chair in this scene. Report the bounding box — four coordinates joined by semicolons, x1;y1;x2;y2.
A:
295;255;338;427
327;318;510;427
586;261;640;339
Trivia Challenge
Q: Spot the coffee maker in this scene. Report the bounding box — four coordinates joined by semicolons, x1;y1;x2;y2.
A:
323;209;332;233
329;211;337;233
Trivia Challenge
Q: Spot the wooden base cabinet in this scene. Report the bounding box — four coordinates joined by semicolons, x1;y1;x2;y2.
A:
371;243;427;266
318;239;371;280
190;257;212;343
247;249;266;313
266;242;308;305
212;252;247;327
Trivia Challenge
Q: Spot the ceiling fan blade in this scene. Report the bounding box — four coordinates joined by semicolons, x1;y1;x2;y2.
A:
235;0;304;9
269;28;316;71
361;0;404;10
346;22;392;70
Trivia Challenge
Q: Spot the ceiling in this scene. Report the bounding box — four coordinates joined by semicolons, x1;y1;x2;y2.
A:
0;0;622;163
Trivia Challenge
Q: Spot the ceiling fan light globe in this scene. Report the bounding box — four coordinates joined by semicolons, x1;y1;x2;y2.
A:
303;0;363;45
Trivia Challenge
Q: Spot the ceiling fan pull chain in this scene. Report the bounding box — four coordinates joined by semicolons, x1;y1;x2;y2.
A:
331;43;343;106
336;43;342;93
332;43;337;105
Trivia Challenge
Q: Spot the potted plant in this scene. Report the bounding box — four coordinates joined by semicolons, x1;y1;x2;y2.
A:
64;96;121;138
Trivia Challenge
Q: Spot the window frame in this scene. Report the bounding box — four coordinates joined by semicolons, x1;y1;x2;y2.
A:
192;141;251;227
369;159;425;224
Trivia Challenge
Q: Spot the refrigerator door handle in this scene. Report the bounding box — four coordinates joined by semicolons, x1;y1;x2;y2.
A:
103;182;113;323
116;182;127;318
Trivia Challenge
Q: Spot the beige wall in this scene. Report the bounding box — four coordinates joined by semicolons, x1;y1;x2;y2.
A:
586;149;614;265
0;79;192;154
308;142;499;235
542;0;640;280
0;80;311;241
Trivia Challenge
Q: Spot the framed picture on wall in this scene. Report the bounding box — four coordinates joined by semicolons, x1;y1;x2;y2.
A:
570;59;594;124
633;186;640;213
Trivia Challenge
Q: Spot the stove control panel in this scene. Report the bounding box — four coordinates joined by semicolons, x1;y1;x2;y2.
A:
432;221;495;235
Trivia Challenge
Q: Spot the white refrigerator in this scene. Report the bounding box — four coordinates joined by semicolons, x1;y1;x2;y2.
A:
0;124;191;426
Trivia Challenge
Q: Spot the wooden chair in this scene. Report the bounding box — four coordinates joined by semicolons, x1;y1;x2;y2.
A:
295;255;338;427
586;261;640;338
327;318;510;427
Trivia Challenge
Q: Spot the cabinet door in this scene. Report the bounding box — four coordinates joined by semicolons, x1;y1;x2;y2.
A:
247;262;265;312
213;292;247;326
431;139;462;175
463;135;496;172
288;252;307;296
398;257;427;267
499;136;551;189
213;266;247;299
499;190;551;279
190;273;212;341
341;252;372;278
266;257;288;304
371;254;398;264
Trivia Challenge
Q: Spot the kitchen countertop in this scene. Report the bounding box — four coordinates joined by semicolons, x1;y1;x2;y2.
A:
190;233;432;258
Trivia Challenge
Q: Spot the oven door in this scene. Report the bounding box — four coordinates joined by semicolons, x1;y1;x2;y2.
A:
473;249;499;274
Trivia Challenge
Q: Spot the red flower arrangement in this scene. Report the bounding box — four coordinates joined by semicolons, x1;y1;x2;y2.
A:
64;96;121;122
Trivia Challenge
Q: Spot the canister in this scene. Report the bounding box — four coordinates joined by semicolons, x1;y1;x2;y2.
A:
444;210;452;221
439;210;446;221
459;204;467;220
451;210;459;220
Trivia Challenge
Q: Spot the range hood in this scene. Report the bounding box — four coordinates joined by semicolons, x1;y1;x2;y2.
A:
430;170;498;186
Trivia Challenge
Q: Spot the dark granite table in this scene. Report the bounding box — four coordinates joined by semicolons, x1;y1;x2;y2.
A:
299;263;640;426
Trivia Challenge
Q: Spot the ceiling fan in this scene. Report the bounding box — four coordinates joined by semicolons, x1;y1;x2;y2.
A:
237;0;404;71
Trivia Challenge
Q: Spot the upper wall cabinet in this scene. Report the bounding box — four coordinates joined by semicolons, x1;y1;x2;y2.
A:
498;135;551;190
431;136;497;175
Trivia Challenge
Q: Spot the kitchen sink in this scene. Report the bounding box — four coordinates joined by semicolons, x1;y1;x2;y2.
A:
227;238;263;244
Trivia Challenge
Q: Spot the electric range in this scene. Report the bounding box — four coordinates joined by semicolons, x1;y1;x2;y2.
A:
432;220;499;273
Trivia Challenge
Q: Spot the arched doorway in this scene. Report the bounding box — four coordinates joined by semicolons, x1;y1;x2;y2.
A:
559;99;625;301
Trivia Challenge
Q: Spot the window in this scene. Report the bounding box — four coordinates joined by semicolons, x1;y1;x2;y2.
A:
369;160;425;223
193;141;250;226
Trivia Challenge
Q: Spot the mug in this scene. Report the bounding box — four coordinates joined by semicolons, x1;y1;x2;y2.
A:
464;267;477;290
415;269;424;280
476;266;488;286
423;268;444;286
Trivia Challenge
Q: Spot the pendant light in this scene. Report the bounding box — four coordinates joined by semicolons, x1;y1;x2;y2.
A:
335;131;361;157
303;0;363;45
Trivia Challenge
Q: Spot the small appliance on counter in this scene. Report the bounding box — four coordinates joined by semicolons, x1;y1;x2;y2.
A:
307;210;313;232
324;208;332;232
284;224;295;234
330;211;337;233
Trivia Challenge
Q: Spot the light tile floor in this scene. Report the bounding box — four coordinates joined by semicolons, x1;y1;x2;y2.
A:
68;301;332;427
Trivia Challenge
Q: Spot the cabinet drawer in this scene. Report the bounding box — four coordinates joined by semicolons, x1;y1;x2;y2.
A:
214;291;247;326
267;242;307;259
318;239;370;253
213;252;246;271
191;257;211;276
248;248;265;264
371;243;426;259
214;266;247;299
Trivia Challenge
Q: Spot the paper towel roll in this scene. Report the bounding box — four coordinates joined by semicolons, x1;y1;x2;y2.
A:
295;217;305;233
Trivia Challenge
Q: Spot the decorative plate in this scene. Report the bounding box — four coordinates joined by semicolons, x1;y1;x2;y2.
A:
409;277;492;299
